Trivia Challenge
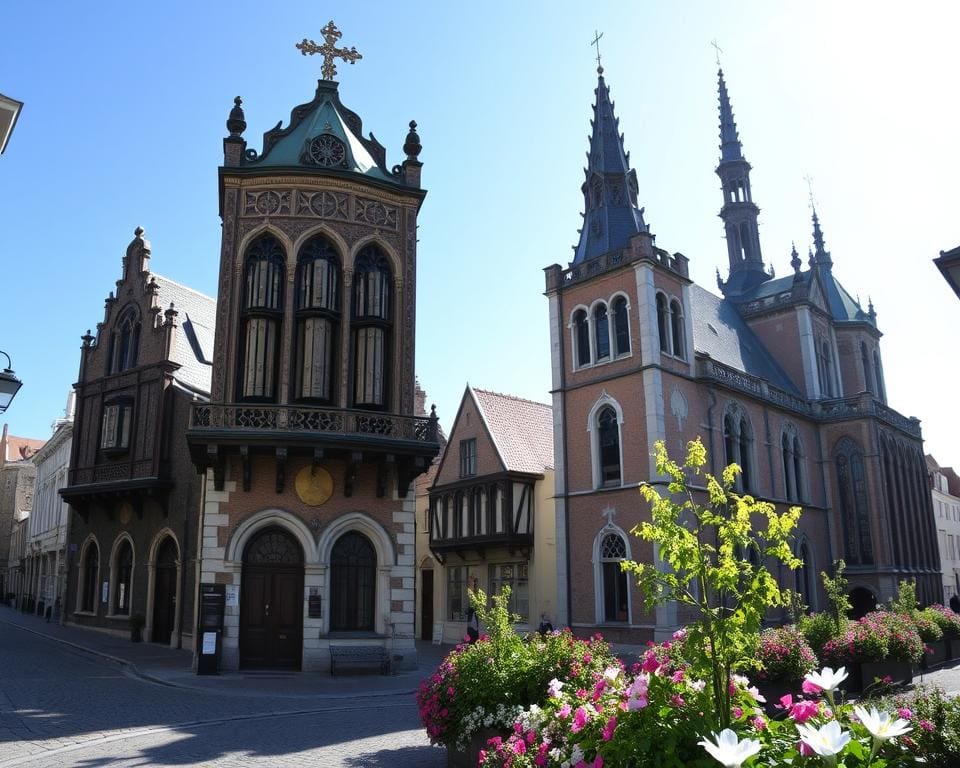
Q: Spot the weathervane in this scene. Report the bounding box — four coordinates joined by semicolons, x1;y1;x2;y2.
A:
804;174;816;209
710;39;723;67
296;21;362;81
591;30;604;73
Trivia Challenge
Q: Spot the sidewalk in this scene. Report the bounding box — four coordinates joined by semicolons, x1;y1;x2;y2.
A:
0;604;450;699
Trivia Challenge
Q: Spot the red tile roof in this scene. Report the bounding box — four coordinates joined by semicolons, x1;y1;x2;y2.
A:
472;387;553;474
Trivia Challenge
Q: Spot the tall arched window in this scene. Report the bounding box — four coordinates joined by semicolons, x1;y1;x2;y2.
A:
723;406;753;492
112;539;133;615
612;296;630;356
330;532;376;631
821;339;835;397
656;293;670;354
108;306;141;374
835;438;874;565
295;235;341;402
352;245;392;409
669;298;685;359
573;309;590;368
861;341;874;395
593;303;610;361
873;350;886;402
239;234;284;401
81;541;99;612
781;426;805;502
600;532;628;622
597;406;621;487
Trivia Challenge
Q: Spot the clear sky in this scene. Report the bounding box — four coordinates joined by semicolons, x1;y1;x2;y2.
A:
2;2;958;465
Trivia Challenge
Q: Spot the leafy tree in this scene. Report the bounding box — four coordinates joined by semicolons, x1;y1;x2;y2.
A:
625;438;802;730
822;559;852;632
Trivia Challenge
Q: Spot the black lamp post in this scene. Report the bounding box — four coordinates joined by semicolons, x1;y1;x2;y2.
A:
0;351;23;413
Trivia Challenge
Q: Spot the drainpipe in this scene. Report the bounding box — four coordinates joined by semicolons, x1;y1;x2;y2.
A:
557;299;572;629
177;474;191;650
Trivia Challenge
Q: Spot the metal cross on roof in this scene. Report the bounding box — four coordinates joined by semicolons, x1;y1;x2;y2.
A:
710;39;723;67
804;174;816;209
591;30;604;73
296;20;362;82
601;506;617;526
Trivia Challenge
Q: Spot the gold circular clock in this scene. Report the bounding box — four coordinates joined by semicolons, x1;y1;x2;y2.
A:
295;466;334;506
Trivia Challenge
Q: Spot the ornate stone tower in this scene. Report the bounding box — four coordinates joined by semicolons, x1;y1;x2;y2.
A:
716;68;770;298
187;24;439;672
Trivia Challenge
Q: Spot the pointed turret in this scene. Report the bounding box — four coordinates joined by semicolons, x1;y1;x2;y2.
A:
572;68;649;264
715;68;769;298
811;206;833;269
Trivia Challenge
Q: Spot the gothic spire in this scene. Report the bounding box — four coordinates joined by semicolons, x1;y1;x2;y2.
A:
717;69;743;162
572;70;648;264
715;66;769;297
811;206;833;269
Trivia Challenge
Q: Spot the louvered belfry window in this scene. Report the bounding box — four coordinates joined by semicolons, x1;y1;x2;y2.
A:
239;235;284;401
352;245;392;409
295;235;341;402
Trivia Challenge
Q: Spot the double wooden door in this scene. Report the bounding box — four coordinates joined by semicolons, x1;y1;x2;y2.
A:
239;528;304;669
152;537;178;645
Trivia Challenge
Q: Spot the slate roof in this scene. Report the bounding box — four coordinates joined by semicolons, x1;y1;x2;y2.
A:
735;267;873;325
471;388;554;474
689;284;801;395
152;274;216;395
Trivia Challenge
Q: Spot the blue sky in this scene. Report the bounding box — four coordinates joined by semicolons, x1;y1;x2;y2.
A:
2;2;958;464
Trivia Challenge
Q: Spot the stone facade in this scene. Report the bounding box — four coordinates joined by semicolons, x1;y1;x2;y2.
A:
928;456;960;601
0;426;43;599
186;76;438;672
545;67;938;642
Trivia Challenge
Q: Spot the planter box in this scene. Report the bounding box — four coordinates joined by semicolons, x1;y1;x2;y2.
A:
946;635;960;660
921;639;948;670
860;661;915;690
447;729;509;768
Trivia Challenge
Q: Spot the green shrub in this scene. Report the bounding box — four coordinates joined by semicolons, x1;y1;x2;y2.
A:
798;611;844;657
911;609;944;642
755;625;818;682
882;685;960;767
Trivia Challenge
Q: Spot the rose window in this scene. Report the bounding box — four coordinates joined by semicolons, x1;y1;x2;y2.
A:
308;134;347;168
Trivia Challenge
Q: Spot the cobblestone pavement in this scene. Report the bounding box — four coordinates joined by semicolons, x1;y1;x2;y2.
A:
0;622;444;767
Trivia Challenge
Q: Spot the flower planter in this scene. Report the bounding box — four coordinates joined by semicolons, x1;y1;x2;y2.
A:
946;635;960;661
921;639;948;670
859;660;915;689
446;729;508;768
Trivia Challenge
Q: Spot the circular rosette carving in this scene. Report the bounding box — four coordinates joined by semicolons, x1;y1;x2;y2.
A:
308;134;347;168
255;191;281;215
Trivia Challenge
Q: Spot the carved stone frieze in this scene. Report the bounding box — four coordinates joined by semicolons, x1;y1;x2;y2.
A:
295;190;349;219
244;190;292;217
354;197;398;229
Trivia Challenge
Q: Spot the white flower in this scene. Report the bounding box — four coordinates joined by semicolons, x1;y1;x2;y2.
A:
746;686;766;703
853;706;912;742
698;728;762;768
570;745;584;765
796;720;851;757
547;677;565;697
603;665;620;682
804;666;849;693
690;679;707;692
731;674;751;688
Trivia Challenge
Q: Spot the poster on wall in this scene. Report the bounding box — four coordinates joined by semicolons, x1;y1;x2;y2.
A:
432;622;443;645
225;585;239;608
101;581;108;603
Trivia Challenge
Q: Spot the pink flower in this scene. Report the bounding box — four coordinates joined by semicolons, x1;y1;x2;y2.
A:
526;730;536;745
558;703;572;719
671;670;685;684
594;756;604;768
571;706;589;733
789;700;820;724
602;715;617;741
513;739;526;755
778;694;793;710
670;694;686;707
920;719;934;732
752;716;767;730
733;706;743;719
641;653;659;673
798;740;815;757
801;679;822;696
898;708;913;719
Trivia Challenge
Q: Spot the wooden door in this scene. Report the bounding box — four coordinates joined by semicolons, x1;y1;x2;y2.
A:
421;569;434;641
152;538;177;645
239;528;304;669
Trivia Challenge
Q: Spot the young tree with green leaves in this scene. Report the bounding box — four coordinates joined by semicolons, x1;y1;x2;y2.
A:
625;438;802;730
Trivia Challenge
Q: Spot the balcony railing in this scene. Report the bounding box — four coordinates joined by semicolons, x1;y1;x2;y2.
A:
189;403;439;444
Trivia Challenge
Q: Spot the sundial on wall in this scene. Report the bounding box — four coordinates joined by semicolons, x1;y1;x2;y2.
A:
295;466;334;506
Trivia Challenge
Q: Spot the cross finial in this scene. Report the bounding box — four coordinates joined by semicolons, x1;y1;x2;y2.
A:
296;21;362;82
710;38;723;67
804;174;816;209
602;506;616;526
590;30;604;74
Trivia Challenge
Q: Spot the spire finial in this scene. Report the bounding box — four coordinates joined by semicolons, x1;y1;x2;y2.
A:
790;241;801;274
296;21;362;81
711;38;723;68
804;174;816;210
590;30;604;74
227;96;246;137
717;65;742;162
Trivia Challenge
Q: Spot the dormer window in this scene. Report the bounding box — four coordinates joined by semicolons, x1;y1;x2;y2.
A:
352;244;392;409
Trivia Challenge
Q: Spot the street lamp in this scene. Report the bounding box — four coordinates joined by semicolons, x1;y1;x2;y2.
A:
0;351;23;413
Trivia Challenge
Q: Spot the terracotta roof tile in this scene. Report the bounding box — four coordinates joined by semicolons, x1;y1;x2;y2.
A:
472;388;553;474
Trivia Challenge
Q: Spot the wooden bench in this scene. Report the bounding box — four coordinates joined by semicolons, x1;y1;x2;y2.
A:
329;645;391;675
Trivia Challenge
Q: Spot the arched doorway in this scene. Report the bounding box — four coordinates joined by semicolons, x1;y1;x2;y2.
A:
152;537;178;645
849;586;877;619
330;532;376;632
240;526;304;669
